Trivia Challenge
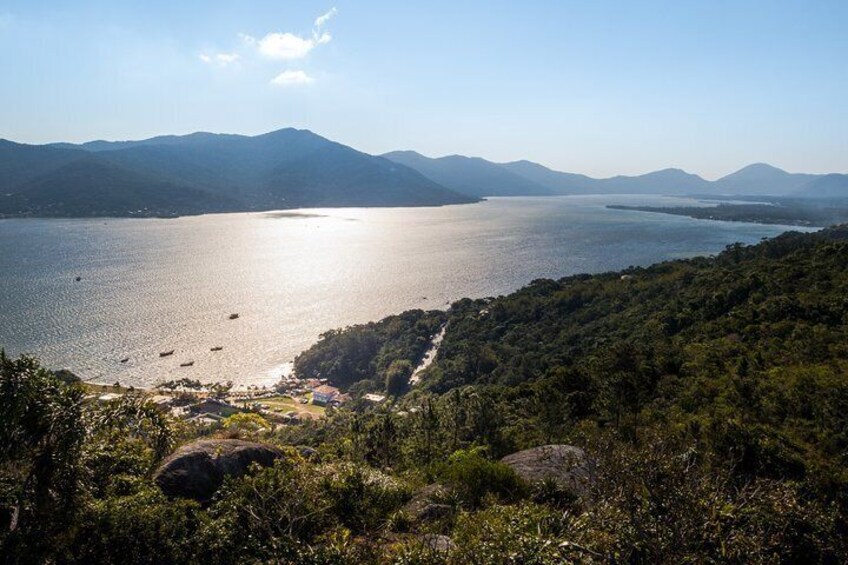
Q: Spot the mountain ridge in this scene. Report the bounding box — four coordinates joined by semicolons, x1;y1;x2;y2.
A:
3;128;847;218
383;150;845;199
0;129;477;217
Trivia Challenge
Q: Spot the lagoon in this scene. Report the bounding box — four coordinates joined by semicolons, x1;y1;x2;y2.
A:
0;195;802;388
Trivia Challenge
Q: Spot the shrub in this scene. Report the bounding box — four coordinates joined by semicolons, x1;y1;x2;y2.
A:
436;448;526;508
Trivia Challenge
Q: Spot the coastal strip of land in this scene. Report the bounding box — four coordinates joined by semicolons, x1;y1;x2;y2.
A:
608;198;848;227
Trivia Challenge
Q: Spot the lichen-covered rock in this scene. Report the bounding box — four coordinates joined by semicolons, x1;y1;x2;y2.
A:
154;439;283;501
500;444;596;499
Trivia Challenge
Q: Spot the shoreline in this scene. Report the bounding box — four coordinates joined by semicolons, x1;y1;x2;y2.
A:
607;202;847;228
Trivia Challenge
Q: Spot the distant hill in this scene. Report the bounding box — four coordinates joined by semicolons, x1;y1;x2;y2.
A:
386;152;713;196
387;151;848;199
382;151;554;197
793;173;848;199
0;129;476;218
713;163;818;196
593;168;711;195
499;160;597;194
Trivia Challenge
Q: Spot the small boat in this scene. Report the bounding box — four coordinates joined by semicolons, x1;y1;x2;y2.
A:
159;350;175;357
75;276;82;282
180;361;195;367
229;313;240;320
120;357;130;363
210;346;223;352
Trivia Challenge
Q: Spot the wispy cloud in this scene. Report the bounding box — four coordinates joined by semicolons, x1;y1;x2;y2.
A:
270;70;314;86
314;7;337;28
199;52;240;66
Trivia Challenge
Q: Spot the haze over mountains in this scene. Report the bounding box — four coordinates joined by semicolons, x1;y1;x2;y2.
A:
384;151;847;200
1;127;846;218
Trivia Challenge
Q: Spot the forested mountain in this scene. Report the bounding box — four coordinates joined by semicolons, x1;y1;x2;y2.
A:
0;129;476;217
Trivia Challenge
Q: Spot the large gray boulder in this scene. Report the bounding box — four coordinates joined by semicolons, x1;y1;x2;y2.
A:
500;445;596;499
154;439;283;501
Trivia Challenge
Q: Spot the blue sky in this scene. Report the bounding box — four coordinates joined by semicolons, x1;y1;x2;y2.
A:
1;1;846;179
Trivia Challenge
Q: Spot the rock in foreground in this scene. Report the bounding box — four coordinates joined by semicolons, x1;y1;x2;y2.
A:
500;445;596;499
154;439;283;501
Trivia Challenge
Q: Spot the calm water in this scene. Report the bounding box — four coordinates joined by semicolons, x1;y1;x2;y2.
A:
0;196;804;388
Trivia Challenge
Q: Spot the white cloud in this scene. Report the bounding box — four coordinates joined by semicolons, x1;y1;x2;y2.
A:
270;70;314;86
199;52;240;66
240;7;338;61
256;32;316;60
314;7;337;28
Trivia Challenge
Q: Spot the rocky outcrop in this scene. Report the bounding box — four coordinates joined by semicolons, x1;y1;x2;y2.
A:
500;445;596;499
401;484;452;525
421;534;455;553
154;439;283;501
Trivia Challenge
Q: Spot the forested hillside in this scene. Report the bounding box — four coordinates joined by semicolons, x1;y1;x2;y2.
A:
4;226;848;563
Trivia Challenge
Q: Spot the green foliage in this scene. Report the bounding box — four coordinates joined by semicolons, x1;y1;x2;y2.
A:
69;486;206;564
203;458;334;562
294;310;446;390
0;352;86;561
385;359;413;396
435;448;526;508
319;462;410;534
223;412;272;438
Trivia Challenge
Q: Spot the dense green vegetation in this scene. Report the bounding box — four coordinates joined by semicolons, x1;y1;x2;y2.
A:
4;226;848;563
294;309;446;394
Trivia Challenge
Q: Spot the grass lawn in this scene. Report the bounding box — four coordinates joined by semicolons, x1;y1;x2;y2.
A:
255;395;326;416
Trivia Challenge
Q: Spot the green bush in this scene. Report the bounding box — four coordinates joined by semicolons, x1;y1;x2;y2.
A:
436;448;526;508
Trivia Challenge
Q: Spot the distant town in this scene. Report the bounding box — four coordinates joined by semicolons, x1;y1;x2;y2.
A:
84;372;387;428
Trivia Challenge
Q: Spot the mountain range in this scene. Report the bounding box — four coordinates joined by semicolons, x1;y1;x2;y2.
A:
383;152;847;200
1;128;846;217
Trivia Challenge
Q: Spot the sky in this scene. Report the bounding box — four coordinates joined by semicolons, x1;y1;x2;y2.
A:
0;0;846;179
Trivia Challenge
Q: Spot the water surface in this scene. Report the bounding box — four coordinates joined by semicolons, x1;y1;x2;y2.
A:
0;196;805;387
